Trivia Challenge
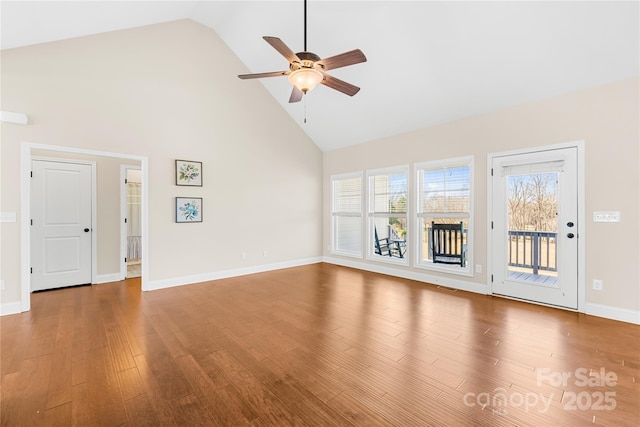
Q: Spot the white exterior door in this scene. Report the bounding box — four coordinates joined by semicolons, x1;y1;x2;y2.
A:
31;160;93;291
491;147;578;309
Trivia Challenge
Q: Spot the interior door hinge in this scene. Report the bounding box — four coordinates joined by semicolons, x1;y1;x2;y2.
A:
491;221;494;229
491;168;493;176
124;257;127;263
125;178;128;184
30;171;33;178
124;218;127;224
30;219;33;226
491;274;494;282
30;267;33;274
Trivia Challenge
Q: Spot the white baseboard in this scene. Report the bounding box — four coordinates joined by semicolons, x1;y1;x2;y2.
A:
0;301;22;316
145;257;323;291
323;256;489;295
585;302;640;325
96;273;125;284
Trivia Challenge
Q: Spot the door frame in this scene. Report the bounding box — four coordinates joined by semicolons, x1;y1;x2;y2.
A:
487;140;586;313
20;142;149;312
31;156;97;290
120;165;142;279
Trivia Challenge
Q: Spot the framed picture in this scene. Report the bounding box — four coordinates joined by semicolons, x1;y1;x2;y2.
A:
176;197;203;223
175;160;202;186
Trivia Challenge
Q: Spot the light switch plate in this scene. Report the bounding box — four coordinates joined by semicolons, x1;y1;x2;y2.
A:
0;212;16;223
593;211;621;222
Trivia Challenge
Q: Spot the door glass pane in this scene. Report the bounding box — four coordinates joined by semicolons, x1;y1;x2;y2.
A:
506;173;558;286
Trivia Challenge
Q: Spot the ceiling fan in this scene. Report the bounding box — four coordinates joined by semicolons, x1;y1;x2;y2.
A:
238;0;367;103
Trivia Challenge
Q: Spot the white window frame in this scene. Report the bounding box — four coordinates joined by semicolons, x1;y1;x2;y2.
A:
330;171;364;258
415;156;474;276
366;165;410;265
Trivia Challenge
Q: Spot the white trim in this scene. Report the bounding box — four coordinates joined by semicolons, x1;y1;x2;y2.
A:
0;302;22;316
146;257;322;291
96;273;124;284
365;164;410;177
576;143;586;313
330;171;363;181
21;142;148;313
487;140;586;312
585;303;640;325
414;155;475;171
324;256;488;295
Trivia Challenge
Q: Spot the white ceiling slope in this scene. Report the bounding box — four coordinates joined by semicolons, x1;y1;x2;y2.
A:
2;1;639;152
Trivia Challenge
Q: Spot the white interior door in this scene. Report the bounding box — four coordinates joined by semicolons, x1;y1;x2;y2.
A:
31;160;93;291
491;147;578;309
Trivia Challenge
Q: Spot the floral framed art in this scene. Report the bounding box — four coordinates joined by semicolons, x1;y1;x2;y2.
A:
175;160;202;186
176;197;203;223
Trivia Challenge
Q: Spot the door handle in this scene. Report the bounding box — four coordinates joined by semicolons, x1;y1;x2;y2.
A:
567;232;575;239
84;228;90;232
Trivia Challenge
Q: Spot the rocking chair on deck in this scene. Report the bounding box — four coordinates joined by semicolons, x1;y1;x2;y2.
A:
431;221;465;267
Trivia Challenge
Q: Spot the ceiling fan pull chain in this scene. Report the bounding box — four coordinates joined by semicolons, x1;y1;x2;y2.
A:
304;96;307;124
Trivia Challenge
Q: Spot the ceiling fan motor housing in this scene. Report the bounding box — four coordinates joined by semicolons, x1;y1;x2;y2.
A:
290;51;322;71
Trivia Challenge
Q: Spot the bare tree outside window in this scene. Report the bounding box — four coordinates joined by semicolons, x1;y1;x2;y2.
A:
507;173;558;279
508;173;558;232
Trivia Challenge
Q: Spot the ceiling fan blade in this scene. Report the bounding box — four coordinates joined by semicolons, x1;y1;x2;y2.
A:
263;36;301;64
316;49;367;71
289;87;304;103
321;74;361;97
238;71;288;80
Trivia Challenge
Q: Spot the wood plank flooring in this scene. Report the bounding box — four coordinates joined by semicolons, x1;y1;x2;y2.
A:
1;263;639;426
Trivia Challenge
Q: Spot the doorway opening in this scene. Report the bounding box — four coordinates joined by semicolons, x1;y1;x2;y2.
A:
21;142;148;313
121;166;142;279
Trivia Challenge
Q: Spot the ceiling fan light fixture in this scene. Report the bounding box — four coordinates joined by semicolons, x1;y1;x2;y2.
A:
288;68;323;93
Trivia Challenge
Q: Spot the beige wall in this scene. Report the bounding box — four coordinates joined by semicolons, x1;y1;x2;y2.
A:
323;77;640;313
1;20;322;306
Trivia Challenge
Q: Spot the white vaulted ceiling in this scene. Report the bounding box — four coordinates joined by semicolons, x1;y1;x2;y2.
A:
2;1;638;151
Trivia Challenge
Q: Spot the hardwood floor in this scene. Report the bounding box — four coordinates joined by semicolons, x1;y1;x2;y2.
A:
1;263;639;426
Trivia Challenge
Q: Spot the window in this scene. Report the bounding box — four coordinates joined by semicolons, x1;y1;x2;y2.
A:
331;172;363;257
367;166;408;262
416;157;473;275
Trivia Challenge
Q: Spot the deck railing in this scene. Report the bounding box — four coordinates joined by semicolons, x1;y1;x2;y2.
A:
508;230;557;274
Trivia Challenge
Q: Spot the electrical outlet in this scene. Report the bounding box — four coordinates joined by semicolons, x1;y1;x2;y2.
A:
263;250;268;257
241;252;247;260
593;279;603;291
0;280;5;291
475;265;482;273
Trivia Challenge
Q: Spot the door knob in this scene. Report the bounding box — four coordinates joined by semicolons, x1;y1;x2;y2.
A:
567;221;574;227
84;228;90;232
567;232;575;239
